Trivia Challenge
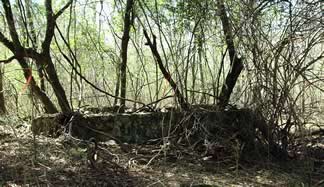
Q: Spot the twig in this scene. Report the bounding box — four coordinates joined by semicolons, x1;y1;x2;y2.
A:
0;56;16;64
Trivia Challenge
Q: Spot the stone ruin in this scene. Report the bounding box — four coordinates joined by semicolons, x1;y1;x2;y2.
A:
31;105;288;160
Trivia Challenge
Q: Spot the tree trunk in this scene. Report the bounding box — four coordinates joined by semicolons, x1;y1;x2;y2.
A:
191;52;197;104
198;31;206;103
217;0;244;109
119;0;134;112
113;64;120;106
143;30;189;110
42;56;71;113
18;57;58;113
0;64;6;114
40;0;72;112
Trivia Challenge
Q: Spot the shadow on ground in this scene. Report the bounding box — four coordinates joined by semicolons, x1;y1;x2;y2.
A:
1;122;323;186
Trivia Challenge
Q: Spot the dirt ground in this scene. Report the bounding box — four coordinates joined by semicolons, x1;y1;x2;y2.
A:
0;118;323;187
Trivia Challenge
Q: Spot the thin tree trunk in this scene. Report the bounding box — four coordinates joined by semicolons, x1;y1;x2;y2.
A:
40;0;72;112
113;64;120;106
184;24;198;102
143;30;189;110
119;0;134;112
216;0;244;109
0;64;6;114
199;1;207;104
25;0;45;91
198;32;206;103
42;56;71;112
191;52;197;104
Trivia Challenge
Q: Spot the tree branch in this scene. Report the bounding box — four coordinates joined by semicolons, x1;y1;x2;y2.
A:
42;0;55;54
54;0;73;19
1;0;21;48
54;25;147;107
24;48;43;62
216;0;244;109
0;31;15;51
0;31;43;62
0;56;15;64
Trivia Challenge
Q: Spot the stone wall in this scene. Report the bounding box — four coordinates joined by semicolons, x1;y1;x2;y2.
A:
31;109;257;144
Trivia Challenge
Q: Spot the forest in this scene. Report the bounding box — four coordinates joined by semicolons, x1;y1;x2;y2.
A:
0;0;323;186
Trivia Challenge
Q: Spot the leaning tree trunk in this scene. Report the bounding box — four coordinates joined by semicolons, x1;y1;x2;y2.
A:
143;30;189;110
40;0;72;112
216;0;244;109
119;0;134;112
42;56;71;113
0;63;6;114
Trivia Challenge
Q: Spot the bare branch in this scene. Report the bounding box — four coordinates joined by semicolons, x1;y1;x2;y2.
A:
0;56;15;64
54;24;147;107
0;31;43;62
0;31;15;51
54;0;73;19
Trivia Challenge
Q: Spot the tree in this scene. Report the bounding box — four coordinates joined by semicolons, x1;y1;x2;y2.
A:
119;0;135;112
0;0;72;113
216;0;243;109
